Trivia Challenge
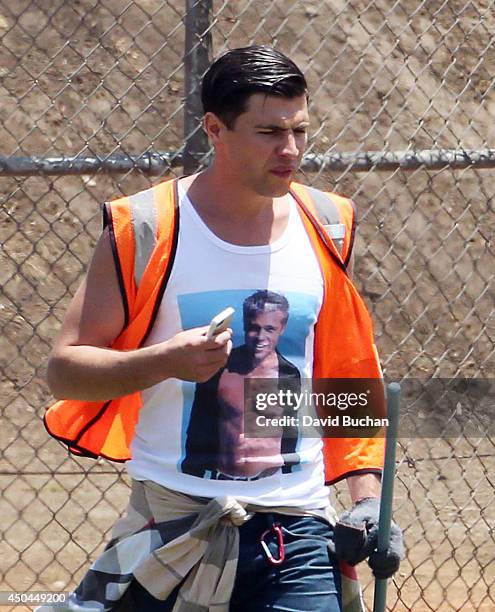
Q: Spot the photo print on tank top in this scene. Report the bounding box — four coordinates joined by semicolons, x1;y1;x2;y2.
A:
177;288;319;482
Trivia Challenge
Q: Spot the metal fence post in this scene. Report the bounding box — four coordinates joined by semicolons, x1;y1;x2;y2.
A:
183;0;213;174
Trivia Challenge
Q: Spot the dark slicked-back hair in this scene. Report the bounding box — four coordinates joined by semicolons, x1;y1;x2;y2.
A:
201;45;308;129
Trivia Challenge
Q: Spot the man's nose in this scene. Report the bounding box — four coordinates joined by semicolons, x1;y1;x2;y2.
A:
258;329;269;341
278;132;299;158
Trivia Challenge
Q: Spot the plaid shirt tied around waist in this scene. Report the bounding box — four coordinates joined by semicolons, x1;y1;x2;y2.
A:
36;479;364;612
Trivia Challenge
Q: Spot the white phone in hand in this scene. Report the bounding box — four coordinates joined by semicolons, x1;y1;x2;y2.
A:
206;307;235;339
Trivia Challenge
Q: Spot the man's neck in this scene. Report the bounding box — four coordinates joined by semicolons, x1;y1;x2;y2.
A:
180;167;291;246
184;166;272;221
248;351;280;377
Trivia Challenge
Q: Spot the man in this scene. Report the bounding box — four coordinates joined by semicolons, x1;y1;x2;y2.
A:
43;46;403;611
182;290;301;480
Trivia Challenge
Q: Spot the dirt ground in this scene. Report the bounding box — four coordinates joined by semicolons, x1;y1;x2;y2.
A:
1;1;494;610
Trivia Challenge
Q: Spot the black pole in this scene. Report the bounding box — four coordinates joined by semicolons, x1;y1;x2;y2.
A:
183;0;212;174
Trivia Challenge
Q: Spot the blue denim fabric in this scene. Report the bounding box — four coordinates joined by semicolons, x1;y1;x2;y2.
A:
128;513;342;612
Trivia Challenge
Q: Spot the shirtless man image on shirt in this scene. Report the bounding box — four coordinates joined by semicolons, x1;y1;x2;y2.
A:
182;289;301;480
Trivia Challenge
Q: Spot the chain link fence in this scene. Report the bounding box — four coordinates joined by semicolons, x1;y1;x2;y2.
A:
1;1;494;610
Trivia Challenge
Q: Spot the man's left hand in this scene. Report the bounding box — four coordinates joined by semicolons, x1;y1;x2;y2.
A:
331;497;404;579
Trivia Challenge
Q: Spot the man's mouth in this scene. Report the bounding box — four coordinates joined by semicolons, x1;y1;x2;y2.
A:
270;167;295;178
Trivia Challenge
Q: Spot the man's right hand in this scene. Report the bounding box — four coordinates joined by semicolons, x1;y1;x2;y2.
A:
163;326;233;383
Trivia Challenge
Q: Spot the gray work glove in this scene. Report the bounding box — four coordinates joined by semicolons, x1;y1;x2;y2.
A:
331;497;404;579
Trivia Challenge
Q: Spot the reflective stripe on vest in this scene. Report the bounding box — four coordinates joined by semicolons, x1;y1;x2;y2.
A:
44;179;383;483
290;182;356;268
129;187;159;287
300;185;346;256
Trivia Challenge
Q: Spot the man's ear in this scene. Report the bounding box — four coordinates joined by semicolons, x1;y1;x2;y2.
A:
203;112;226;145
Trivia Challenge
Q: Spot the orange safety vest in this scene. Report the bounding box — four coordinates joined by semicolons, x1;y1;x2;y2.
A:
44;178;384;485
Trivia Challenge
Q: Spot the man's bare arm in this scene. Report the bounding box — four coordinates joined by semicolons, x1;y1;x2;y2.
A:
47;227;232;401
346;472;381;503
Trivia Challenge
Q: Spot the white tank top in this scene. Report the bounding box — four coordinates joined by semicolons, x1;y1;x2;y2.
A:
127;186;329;509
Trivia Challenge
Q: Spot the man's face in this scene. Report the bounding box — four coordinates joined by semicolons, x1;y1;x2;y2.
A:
245;307;287;362
215;93;309;197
